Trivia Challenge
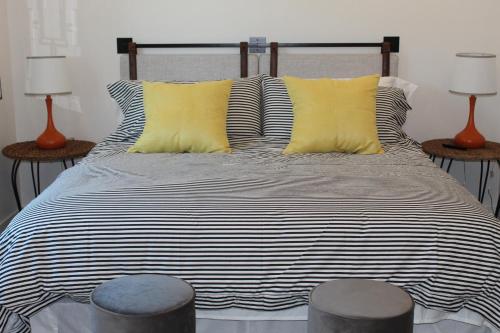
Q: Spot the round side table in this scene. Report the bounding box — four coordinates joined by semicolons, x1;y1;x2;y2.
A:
422;139;500;218
2;140;95;211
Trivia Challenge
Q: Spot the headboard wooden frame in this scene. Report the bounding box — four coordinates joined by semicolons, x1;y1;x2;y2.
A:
116;36;399;80
268;36;399;77
117;38;249;80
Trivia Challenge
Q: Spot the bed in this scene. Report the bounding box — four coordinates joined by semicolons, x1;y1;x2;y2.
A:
1;38;499;333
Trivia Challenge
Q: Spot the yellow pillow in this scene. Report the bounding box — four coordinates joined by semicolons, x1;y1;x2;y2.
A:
283;75;383;155
128;80;233;153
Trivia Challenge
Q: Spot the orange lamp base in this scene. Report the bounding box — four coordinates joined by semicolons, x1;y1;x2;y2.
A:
36;95;66;150
453;95;486;149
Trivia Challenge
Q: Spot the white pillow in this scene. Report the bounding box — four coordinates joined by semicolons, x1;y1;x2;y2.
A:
379;77;418;106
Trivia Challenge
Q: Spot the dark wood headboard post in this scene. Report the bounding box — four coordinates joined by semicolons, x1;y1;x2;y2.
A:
270;42;278;77
381;41;391;77
128;41;138;80
240;42;249;78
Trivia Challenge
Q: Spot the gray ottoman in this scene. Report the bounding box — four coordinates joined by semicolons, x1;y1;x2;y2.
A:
90;274;195;333
308;279;414;333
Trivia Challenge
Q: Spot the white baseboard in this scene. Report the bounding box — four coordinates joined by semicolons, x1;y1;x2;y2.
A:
0;211;17;228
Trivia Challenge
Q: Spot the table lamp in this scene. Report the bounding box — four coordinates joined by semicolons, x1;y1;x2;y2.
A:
450;53;497;149
25;56;71;149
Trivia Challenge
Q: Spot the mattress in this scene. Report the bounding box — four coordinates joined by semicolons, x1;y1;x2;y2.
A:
20;298;498;333
1;137;499;333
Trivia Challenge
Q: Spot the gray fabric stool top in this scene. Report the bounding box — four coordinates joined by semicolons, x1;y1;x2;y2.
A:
308;279;414;333
91;274;195;333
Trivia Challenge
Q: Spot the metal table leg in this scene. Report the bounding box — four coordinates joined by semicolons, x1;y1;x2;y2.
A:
30;162;37;196
446;159;454;173
436;157;453;173
11;160;22;211
30;161;42;197
479;161;484;201
479;160;490;203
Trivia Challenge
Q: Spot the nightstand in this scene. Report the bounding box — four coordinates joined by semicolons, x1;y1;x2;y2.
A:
422;138;500;218
2;140;95;211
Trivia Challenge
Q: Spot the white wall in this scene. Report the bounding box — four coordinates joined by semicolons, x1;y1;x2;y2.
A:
5;0;500;211
0;0;17;223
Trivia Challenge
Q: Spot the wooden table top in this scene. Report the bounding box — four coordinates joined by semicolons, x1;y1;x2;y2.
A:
2;140;96;162
422;139;500;161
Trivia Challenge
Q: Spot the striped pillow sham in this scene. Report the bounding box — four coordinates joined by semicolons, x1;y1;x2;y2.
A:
106;76;262;143
262;75;412;144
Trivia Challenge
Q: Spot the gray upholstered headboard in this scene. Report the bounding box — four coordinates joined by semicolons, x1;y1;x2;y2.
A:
258;54;399;78
119;54;259;81
120;53;398;81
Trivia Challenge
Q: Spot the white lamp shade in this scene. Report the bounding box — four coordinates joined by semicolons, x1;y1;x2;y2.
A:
25;56;71;95
450;53;497;95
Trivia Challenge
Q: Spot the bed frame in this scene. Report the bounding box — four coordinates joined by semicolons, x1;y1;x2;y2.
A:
116;36;400;80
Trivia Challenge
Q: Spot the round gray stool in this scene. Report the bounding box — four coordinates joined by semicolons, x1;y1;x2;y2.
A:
308;279;414;333
90;274;195;333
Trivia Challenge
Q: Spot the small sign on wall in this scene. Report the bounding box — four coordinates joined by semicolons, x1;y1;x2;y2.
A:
249;37;267;54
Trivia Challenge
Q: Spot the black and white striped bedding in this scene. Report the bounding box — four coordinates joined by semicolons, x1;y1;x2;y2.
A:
261;75;412;143
107;76;263;142
1;137;499;333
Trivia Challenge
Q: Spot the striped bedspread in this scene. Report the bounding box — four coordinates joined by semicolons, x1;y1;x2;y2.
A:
1;137;499;332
